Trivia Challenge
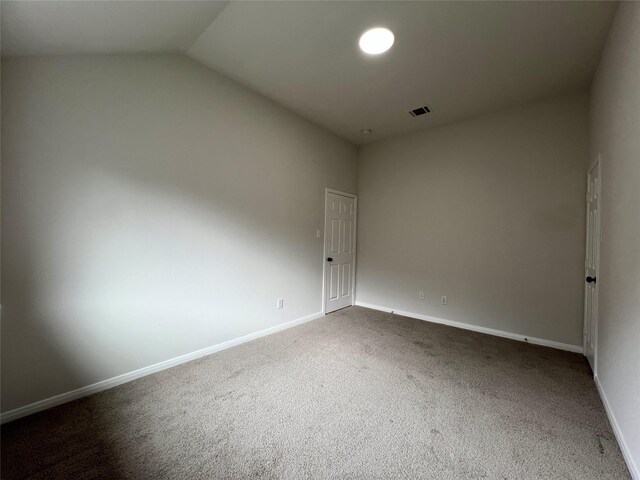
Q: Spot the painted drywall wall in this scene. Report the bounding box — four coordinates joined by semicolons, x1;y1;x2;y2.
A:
1;54;357;413
357;92;589;348
590;2;640;476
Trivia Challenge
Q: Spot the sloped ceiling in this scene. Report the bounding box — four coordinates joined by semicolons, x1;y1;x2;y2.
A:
0;1;228;56
1;1;617;145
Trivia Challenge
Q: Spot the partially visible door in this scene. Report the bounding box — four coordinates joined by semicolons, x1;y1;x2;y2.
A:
584;160;601;372
324;190;356;313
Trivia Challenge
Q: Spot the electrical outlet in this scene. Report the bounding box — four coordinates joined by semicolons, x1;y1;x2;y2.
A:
316;229;322;238
277;298;284;309
441;296;447;305
418;291;425;300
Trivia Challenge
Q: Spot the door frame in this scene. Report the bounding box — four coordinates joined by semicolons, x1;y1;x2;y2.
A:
321;188;357;315
583;157;601;374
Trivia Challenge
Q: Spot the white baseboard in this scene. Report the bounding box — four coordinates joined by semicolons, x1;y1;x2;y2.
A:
0;311;324;425
355;301;583;353
595;375;639;480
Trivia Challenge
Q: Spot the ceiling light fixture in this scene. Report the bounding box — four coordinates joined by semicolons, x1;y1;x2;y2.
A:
359;28;394;55
360;129;373;135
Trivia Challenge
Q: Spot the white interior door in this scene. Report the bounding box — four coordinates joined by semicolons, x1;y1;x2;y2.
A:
324;190;356;313
584;160;601;372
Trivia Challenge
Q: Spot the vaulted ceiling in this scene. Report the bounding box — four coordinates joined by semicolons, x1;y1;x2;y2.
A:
1;1;228;55
1;1;617;145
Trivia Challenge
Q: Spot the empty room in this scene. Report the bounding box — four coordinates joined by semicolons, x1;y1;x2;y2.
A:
1;1;639;478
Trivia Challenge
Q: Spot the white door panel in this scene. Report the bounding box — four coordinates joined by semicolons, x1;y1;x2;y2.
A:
324;191;356;313
584;160;600;373
329;264;340;300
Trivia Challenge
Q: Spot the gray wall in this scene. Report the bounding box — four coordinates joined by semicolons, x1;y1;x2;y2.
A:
1;54;358;412
357;92;589;347
590;1;640;473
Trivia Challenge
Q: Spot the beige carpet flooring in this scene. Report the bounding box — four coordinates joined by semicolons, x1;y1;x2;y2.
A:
1;306;630;479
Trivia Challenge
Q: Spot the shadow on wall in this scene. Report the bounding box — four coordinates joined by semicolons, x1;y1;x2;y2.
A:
1;164;324;405
1;245;128;477
0;165;305;477
0;54;357;476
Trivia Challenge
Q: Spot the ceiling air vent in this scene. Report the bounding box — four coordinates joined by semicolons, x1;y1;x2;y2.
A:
409;105;431;117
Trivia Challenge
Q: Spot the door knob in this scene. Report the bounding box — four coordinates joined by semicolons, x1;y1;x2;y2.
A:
327;257;333;262
586;276;597;284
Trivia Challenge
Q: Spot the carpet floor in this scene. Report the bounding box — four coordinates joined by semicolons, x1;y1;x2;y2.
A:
1;306;630;479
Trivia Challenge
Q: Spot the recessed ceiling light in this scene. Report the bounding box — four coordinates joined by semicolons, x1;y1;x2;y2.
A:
359;28;394;55
360;129;373;135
